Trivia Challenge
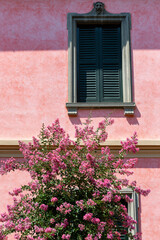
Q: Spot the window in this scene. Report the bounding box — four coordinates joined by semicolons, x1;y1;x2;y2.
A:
120;198;129;240
66;2;135;115
77;24;122;103
120;188;139;239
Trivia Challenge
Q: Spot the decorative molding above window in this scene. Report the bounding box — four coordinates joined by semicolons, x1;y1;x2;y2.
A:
66;2;135;116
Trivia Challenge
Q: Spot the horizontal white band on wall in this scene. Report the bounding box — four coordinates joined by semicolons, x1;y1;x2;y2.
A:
0;140;159;158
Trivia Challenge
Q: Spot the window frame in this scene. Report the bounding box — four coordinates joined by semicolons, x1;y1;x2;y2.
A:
121;188;139;237
66;3;135;116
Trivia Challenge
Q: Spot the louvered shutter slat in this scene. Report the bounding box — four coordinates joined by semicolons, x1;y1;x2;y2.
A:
77;27;98;102
102;64;121;98
101;26;122;102
120;235;128;240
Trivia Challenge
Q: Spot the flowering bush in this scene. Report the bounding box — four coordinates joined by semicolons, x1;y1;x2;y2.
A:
0;118;150;240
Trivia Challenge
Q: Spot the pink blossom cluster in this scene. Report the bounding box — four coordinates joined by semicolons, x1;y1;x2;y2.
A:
54;218;69;230
61;234;71;239
51;197;58;203
83;213;106;236
9;188;22;196
0;157;17;175
34;225;44;233
85;233;102;240
125;195;133;203
60;218;69;228
50;218;55;224
56;202;73;215
78;224;85;231
95;178;111;188
83;213;93;221
120;132;139;155
45;227;56;234
102;191;112;202
0;118;150;240
76;200;84;210
84;225;105;240
13;217;31;232
79;161;95;176
28;181;40;191
107;232;114;239
87;199;96;206
39;204;48;211
134;232;142;240
135;187;151;196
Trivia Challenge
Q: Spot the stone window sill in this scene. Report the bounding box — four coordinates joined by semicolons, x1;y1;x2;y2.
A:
66;102;135;116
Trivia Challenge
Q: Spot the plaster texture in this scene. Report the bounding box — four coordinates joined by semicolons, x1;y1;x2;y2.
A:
0;0;159;239
0;157;160;240
0;0;159;140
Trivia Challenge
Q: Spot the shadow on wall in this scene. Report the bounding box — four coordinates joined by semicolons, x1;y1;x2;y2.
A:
69;106;141;126
0;0;68;51
0;0;160;51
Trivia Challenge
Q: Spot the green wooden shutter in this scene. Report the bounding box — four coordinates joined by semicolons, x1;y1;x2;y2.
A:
120;235;128;240
77;25;122;102
77;26;98;102
116;224;128;240
101;26;122;102
120;199;128;240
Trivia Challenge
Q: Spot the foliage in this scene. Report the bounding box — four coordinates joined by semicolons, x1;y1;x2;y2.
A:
0;118;150;240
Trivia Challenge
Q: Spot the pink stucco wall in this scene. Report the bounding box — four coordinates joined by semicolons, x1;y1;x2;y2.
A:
0;0;159;140
0;0;159;239
1;157;160;240
129;158;160;239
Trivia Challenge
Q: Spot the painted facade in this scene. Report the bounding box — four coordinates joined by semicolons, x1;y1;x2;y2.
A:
0;0;160;239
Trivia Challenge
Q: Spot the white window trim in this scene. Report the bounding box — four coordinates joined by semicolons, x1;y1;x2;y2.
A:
121;188;139;236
